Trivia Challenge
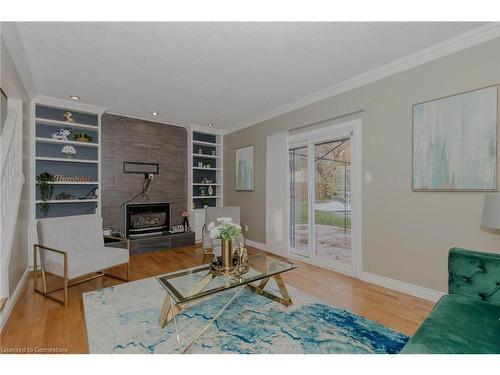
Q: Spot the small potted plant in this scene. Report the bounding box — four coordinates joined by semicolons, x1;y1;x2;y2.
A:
36;172;54;216
61;145;77;159
73;132;92;143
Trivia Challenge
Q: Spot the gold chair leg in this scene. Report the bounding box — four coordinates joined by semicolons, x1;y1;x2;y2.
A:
202;252;214;264
126;239;131;281
63;277;68;307
41;268;47;294
104;263;130;282
33;245;38;293
63;252;68;307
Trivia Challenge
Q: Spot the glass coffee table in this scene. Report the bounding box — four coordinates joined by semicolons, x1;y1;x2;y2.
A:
156;255;297;353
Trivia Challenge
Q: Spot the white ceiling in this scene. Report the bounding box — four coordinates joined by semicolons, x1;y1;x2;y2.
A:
15;22;487;130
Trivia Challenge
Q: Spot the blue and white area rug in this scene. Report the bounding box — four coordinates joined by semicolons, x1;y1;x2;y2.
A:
83;277;408;354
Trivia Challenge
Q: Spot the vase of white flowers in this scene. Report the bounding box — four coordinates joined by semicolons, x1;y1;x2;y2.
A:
208;217;242;272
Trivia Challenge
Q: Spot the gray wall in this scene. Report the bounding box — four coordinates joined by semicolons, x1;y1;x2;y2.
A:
101;114;188;233
224;38;500;293
1;36;31;295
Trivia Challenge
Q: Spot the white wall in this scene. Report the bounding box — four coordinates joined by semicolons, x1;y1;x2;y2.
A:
265;132;289;256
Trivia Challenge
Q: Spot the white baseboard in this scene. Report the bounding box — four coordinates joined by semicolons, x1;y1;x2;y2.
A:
242;239;444;303
245;240;267;251
0;266;29;332
361;271;444;302
290;253;356;278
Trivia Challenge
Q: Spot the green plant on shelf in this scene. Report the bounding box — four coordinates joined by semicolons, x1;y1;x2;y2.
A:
73;132;92;143
36;172;54;216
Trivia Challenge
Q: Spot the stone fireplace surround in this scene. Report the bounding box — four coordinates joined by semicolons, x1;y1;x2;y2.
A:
101;114;189;242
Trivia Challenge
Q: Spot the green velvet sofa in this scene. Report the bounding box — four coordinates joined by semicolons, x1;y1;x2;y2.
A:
401;247;500;354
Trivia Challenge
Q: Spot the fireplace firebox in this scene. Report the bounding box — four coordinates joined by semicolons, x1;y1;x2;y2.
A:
125;202;170;238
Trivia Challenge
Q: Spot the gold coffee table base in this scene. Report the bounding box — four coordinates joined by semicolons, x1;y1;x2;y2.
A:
158;274;292;353
244;274;292;307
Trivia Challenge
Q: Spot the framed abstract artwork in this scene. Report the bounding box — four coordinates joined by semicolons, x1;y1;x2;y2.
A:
412;85;498;191
236;145;254;191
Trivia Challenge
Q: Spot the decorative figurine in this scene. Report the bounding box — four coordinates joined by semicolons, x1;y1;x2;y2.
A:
181;211;190;232
52;128;72;141
56;192;76;200
236;246;249;275
202;177;213;184
80;187;98;200
61;145;77;159
63;111;75;123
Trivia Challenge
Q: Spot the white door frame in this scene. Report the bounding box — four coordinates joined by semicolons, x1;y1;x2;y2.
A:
288;118;362;278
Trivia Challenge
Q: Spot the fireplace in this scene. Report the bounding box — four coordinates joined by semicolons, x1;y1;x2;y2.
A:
125;202;170;238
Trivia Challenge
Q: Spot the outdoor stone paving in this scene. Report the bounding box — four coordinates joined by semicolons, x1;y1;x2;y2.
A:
292;224;351;264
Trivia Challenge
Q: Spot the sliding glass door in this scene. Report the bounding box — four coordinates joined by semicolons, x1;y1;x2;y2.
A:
313;139;351;266
289;121;359;276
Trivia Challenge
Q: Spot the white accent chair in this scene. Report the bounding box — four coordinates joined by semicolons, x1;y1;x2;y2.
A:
34;214;130;306
202;207;244;263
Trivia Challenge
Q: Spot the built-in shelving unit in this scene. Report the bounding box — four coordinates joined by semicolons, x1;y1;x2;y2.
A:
30;97;105;220
188;125;224;243
188;126;224;211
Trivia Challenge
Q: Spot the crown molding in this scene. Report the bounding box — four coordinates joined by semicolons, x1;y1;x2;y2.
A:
188;123;224;135
224;22;500;135
34;95;107;115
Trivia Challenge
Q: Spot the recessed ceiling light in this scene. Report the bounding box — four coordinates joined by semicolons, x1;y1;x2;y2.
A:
70;95;80;100
208;123;215;127
151;112;159;116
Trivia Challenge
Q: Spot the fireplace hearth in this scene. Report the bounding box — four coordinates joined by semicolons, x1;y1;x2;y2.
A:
125;202;170;238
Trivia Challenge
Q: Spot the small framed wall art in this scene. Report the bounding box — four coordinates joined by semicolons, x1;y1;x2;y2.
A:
235;145;254;191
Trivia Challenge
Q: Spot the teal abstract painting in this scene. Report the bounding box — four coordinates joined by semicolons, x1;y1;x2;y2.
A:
413;85;498;191
236;145;254;191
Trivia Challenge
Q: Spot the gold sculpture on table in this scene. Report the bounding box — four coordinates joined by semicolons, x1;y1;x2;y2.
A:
235;245;249;275
63;111;75;123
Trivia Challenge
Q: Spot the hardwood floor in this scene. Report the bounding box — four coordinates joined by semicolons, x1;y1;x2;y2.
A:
0;244;434;353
